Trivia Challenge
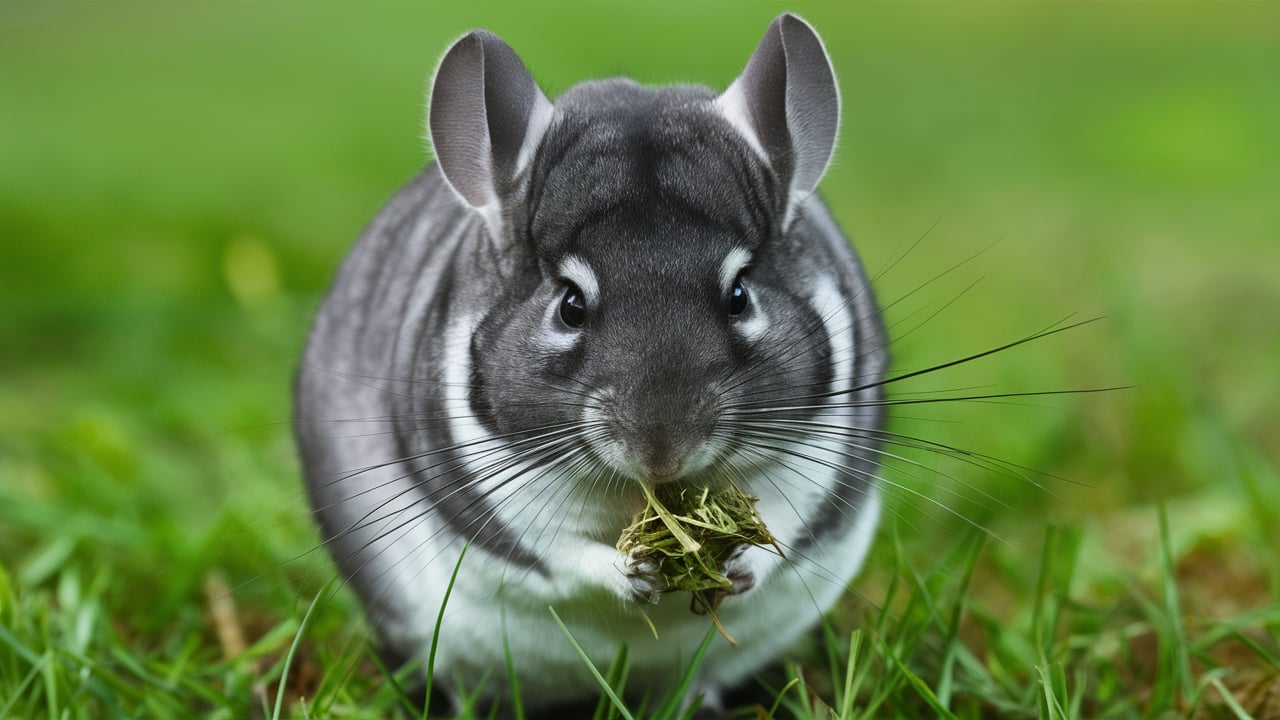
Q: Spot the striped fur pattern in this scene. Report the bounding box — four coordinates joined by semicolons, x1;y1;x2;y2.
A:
295;13;888;712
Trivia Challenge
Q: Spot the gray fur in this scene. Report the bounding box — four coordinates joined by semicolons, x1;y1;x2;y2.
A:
295;12;888;711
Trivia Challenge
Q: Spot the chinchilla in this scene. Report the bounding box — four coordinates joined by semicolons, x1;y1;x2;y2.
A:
295;12;888;714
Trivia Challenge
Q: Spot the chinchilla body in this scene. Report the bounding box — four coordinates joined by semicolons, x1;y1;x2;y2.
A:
296;13;888;710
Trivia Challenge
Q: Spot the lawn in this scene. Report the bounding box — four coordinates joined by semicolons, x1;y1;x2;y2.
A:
1;2;1277;718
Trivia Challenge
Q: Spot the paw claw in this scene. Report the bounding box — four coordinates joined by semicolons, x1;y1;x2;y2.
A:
620;552;665;604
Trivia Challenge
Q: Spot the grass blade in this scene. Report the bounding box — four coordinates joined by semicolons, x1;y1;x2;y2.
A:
426;544;469;719
549;606;635;720
272;578;333;720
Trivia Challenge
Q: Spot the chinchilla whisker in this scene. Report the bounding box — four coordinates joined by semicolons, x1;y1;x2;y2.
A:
723;430;1005;542
715;434;871;528
503;450;609;584
312;425;607;571
286;437;583;629
305;362;609;408
283;431;597;586
725;312;883;402
883;276;983;347
725;381;1118;417
813;419;1069;490
726;424;1017;514
539;369;611;400
866;212;944;285
497;399;608;414
876;237;996;318
529;459;602;553
738;262;953;397
712;260;888;399
292;410;471;425
301;362;487;390
392;462;584;601
833;385;1124;411
728;416;1066;489
370;441;607;604
561;447;616;521
302;434;589;538
507;441;607;554
723;437;931;556
468;449;611;593
595;465;630;501
409;427;616;544
715;446;824;549
720;318;883;404
307;417;606;495
298;407;483;440
883;382;998;396
345;438;594;603
724;317;1105;412
721;437;933;563
332;427;612;560
716;314;832;397
726;419;1023;504
259;429;593;589
861;315;1102;391
726;445;833;529
717;290;874;399
305;365;458;403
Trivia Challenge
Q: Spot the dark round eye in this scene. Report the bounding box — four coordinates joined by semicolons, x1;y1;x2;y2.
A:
559;282;587;328
728;275;749;316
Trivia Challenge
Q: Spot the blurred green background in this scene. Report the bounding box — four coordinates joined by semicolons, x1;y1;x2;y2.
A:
1;1;1277;716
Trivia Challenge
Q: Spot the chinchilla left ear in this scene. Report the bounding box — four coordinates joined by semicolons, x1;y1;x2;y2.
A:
716;13;840;227
428;30;554;215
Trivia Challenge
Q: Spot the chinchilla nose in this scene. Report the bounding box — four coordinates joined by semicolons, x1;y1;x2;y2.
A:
633;424;687;480
617;370;719;482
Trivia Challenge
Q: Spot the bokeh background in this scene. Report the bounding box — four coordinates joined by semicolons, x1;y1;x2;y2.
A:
1;1;1277;716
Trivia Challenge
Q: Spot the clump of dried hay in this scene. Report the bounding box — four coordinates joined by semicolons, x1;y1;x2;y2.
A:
617;482;782;643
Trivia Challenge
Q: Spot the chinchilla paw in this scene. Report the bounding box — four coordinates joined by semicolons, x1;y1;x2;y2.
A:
618;550;666;605
721;546;756;596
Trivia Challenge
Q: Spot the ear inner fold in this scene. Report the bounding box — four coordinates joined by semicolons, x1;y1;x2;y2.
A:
718;13;840;219
429;30;552;209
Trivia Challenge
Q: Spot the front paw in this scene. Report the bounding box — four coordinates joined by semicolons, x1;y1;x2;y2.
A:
720;545;756;597
618;550;666;605
689;545;758;614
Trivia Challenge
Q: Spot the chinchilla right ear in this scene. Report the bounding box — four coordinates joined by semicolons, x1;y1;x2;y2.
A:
428;30;554;223
716;13;840;228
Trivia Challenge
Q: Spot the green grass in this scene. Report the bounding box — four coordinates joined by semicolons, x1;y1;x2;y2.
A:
1;1;1278;718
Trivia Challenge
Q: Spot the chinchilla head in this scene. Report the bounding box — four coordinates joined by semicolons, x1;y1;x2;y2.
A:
428;15;862;486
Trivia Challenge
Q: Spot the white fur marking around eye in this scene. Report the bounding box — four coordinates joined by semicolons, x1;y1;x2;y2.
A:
736;303;769;343
539;299;580;353
722;248;768;342
719;247;753;295
538;256;596;353
558;254;600;305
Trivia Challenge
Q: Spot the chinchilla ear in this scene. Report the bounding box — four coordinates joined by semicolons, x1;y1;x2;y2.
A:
716;13;839;226
428;30;554;212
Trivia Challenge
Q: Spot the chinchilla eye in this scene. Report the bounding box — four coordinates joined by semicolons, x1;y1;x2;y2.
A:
559;281;587;328
728;275;749;316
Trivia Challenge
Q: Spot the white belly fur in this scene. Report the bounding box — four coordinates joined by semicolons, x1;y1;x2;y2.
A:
374;457;879;708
